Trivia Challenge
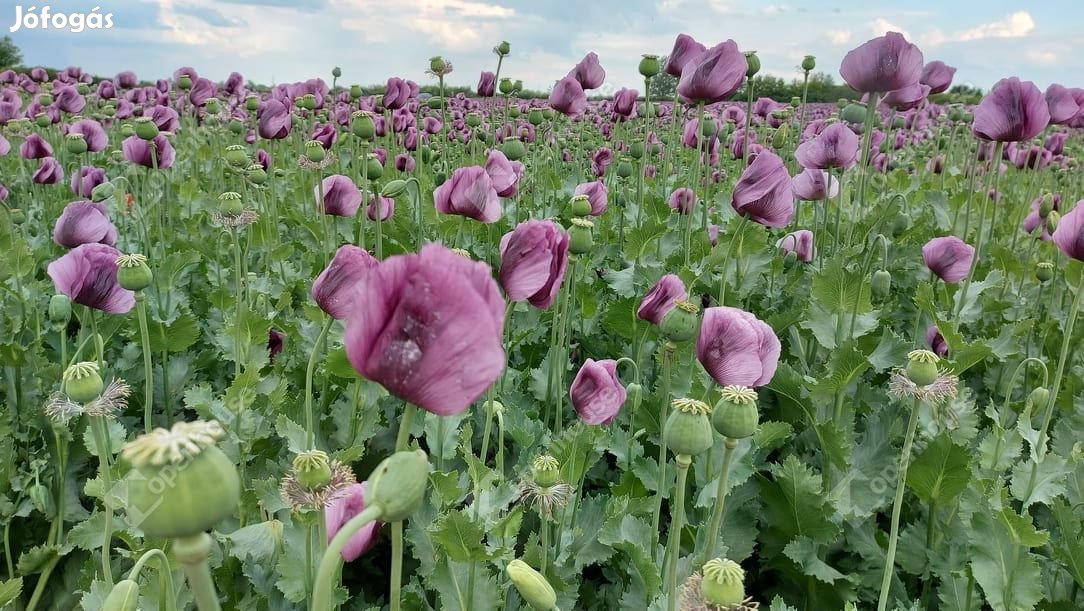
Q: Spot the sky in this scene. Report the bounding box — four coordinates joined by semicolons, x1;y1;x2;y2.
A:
5;0;1084;94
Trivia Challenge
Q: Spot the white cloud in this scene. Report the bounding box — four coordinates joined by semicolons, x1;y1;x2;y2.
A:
1026;50;1058;65
333;0;516;49
868;18;910;40
956;11;1034;42
827;29;852;45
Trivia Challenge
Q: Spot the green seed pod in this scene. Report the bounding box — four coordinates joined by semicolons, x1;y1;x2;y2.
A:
1029;386;1050;410
615;159;633;179
102;104;116;118
871;269;892;299
178;74;193;90
366;155;384;179
300;94;317;111
528;108;544;126
513;80;524;93
543;108;556;120
65;133;88;155
224;144;250;168
802;55;816;72
905;350;940;387
711;386;759;439
466;113;482;128
228;118;244;135
532;455;561;488
305;140;326;163
639;54;661;78
218;192;244;216
351;111;376;140
840;103;867;124
293;450;333;490
381;179;409;198
508;106;521;119
664;399;714;457
367;449;429;522
9;209;25;224
39;93;54;106
1038;194;1054;218
429;56;447;74
135;117;159;141
659;301;700;344
350;85;363;100
507;559;557;610
121;421;240;539
102;579;140;611
570;195;592;217
629;141;644;160
496;41;511;56
744;51;760;78
63;362;104;403
700;115;718;138
49;294;72;325
499;78;515;95
501;138;526;161
116;254;153;292
35;113;50;127
246;164;268;185
701;558;746;607
568;218;594;255
245;95;260;112
332;66;342;78
1035;261;1054;283
426;97;444;110
791;96;802;108
205;98;221;114
1047;211;1061;234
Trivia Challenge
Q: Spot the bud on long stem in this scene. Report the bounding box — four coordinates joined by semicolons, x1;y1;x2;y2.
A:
311;505;385;611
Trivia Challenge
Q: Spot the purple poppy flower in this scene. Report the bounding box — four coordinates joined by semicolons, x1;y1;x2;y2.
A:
122;135;175;169
664;33;707;77
570;359;627;425
1044;84;1080;126
394;153;415;172
925;326;949;357
477;71;496;97
0;134;8;156
792;168;838;201
972;77;1050;143
731;150;794;228
592;147;613;177
68;119;108;152
1052;200;1084;261
148;106;180;133
368;193;395;221
326;483;381;561
485;149;524;198
55;86;86;114
708;224;721;246
434;166;501;223
315;175;362;217
549;75;587;117
258;99;292;140
922;236;975;283
881;83;930;112
20;134;53;159
33;157;64;184
382;77;412;110
311;122;337;149
795;122;859;170
839;32;924;93
188;77;216;106
498;219;570;310
116;71;138;89
697;306;780;387
777;230;815;262
920;61;955;95
47;243;135;314
570;52;606;90
637;274;688;325
574;180;608;216
677;40;746;105
312;244;378;319
268;329;285;362
612;88;638;119
70;166;107;199
669;187;696;214
53;200;118;248
342;243;506;416
256;148;272;170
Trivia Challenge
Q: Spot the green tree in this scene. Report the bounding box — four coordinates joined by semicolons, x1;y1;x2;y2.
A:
0;36;22;70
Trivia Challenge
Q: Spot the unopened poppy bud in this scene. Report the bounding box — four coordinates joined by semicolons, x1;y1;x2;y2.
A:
871;269;892;299
570;195;592;217
366;154;384;179
39;93;54;106
245;95;260;112
351;111;376;140
293;450;333;490
892;211;912;236
102;579;140;611
499;78;514;95
350;85;363;100
802;55;816;72
639;54;661;78
532;455;561;488
616;159;633;179
87;180;114;203
840;103;867;124
132;117;158;141
507;559;558;610
1029;386;1049;410
102;104;116;117
905;350;941;387
508;106;521;119
434;171;447;185
568;218;594;254
543;108;556;120
665;398;714;457
305;140;326;162
219;191;244;216
1047;210;1061;234
225;144;249;167
205;98;221;114
228;118;244;134
429;56;448;74
1039;194;1054;219
178;74;193;90
626;382;643;412
528;108;544;126
659;300;699;343
332;66;342;78
712;385;759;439
501;138;526;161
49;294;72;325
426;97;444;110
63;361;104;403
246;164;268;184
629;141;644;159
65;133;88;154
701;558;746;607
772;123;789;149
744;51;760;78
368;449;429;521
116;253;153;292
466;113;482;128
1035;261;1054;283
300;94;317;111
496;41;511;56
382;179;408;198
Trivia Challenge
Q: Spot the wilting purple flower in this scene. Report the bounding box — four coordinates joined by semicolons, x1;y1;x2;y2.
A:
708;224;721;246
922;236;975;283
697;306;780;387
499;220;570;310
925;326;949;357
268;329;285;362
47;243;135;314
549;75;587;117
316;175;362;217
477;71;496;97
394;153;415;172
434;166;501;223
881;83;930;112
68;119;108;152
777;230;815;262
0;134;8;156
570;52;606;90
1044;132;1068;156
116;71;138;89
926;154;944;174
1052;201;1084;261
792;168;839;201
53;200;117;248
326;483;381;561
256;149;272;170
669;187;696;214
97;80;116;100
33;157;64;184
1045;84;1080;126
55;86;86;114
485;149;523;198
795;122;859;169
972;77;1050;143
0;184;7;201
732;150;793;228
342;243;506;415
311;122;337;149
70;165;107;199
189;77;216;106
382;77;412;110
920;60;955;95
365;193;393;221
664;33;707;77
21;134;53;159
637;274;688;325
574;180;608;216
312;244;379;319
840;32;923;93
677;40;746;104
122;135;175;169
258;99;292;140
148;106;180;133
570;359;626;425
592;147;613;177
612;88;638;119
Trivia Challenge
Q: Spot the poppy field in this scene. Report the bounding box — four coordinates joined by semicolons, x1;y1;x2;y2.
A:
1;29;1084;611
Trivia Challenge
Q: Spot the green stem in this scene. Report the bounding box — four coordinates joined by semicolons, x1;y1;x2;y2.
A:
90;415;114;585
954;141;1005;328
175;533;221;611
700;438;737;566
540;514;550;574
666;455;691;611
388;403;417;611
877;396;922;611
127;548;178;611
305;317;335;450
652;345;675;556
136;294;154;431
1036;278;1082;458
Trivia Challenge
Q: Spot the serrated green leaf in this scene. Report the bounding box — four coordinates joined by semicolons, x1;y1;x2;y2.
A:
147;312;200;353
226;520;282;562
598;511;661;593
1051;498;1084;588
969;501;1046;611
430;509;498;562
1009;455;1069;510
812;256;871;314
0;577;23;608
783;536;848;584
17;545;58;575
906;434;970;504
758;455;840;546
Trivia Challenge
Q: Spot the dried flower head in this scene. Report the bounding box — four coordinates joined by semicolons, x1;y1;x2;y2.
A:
116;253;148;268
518;480;574;518
675;299;700;314
679;572;760;610
672;397;712;415
280;459;357;511
63;361;100;383
889;369;959;405
121;420;226;467
451;248;472;258
571;217;595;229
45;377;130;423
719;385;757;405
297;151;337;170
211;209;260;229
